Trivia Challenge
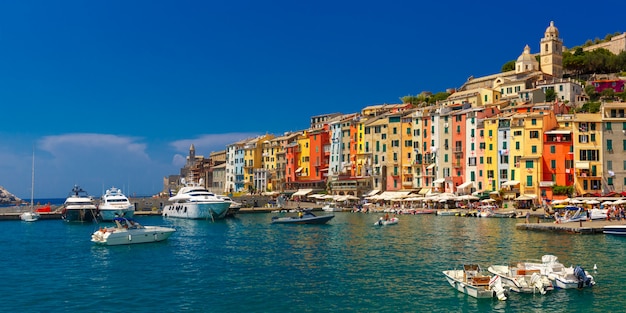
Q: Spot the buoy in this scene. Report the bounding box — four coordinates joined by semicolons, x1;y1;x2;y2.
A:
593;264;598;271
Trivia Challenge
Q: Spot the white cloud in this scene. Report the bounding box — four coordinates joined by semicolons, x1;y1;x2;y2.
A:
170;133;259;155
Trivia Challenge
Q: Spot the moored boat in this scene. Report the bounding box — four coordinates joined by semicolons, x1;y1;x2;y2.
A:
91;218;176;246
442;264;507;300
487;263;553;294
603;225;626;236
271;210;334;224
20;211;40;222
98;186;135;221
162;179;230;220
61;185;99;222
521;255;595;289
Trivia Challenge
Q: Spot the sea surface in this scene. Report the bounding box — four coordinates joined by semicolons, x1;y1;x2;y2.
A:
2;212;624;312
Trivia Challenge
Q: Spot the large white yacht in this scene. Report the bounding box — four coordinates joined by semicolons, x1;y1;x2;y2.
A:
62;185;99;222
162;179;230;220
98;186;135;221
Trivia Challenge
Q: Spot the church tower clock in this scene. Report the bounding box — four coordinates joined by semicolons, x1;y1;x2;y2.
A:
540;21;563;78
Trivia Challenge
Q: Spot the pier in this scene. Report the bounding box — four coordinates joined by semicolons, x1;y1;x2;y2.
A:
516;219;624;234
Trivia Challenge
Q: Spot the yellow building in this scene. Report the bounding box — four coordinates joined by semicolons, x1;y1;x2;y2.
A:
243;134;274;192
483;116;500;192
572;113;603;195
510;111;558;199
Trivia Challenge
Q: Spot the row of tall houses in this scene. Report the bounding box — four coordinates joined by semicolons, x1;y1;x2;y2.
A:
166;22;626;201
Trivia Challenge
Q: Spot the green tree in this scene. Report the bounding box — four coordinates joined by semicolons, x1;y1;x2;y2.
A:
545;88;557;102
501;60;515;72
584;84;599;101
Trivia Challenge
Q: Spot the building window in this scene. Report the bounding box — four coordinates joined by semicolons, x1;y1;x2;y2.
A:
550;146;556;154
526;175;533;187
526;160;534;168
532;146;537;153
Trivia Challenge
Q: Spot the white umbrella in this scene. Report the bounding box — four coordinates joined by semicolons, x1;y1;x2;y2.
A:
586;200;600;205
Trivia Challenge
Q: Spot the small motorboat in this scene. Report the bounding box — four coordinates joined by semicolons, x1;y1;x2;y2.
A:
521;255;595;289
91;218;176;246
487;263;553;294
375;217;399;226
271;210;334;224
442;264;507;300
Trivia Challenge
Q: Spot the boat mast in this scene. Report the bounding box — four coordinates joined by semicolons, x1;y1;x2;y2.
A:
30;149;35;210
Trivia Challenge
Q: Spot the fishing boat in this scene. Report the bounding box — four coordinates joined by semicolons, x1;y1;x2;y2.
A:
162;178;230;220
521;255;595;289
442;264;507;300
98;186;135;221
487;263;553;294
271;210;334;224
61;185;99;222
91;218;176;246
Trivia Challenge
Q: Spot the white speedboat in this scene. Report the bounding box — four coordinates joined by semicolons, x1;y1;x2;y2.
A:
98;187;135;221
91;218;176;246
61;185;99;222
554;207;587;223
162;181;230;220
442;264;507;300
522;255;595;289
487;263;553;294
590;208;608;220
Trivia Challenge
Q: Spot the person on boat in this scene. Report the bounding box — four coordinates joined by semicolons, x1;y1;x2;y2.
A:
298;211;303;218
384;213;389;221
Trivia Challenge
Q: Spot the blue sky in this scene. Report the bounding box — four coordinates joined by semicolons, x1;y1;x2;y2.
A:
0;1;623;199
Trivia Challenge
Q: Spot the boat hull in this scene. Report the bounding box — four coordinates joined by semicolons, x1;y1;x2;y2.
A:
375;217;399;226
487;265;552;294
99;207;136;221
20;212;40;222
162;201;230;220
603;225;626;236
62;207;99;222
91;226;176;246
271;214;334;224
442;270;499;299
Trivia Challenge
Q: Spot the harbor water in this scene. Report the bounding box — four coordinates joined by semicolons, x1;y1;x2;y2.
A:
2;212;624;312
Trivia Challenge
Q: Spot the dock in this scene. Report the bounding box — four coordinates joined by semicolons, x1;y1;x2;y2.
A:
516;219;625;234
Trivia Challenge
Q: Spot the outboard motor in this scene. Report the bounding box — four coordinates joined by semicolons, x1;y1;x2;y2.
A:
489;275;507;301
574;266;592;288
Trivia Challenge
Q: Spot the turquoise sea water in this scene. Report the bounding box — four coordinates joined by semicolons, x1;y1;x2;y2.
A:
2;213;624;312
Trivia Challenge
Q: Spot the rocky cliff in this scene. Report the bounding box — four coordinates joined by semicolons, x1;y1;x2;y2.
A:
0;186;22;204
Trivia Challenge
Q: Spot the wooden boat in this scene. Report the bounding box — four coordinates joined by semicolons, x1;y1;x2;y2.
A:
442;264;507;300
271;210;334;224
